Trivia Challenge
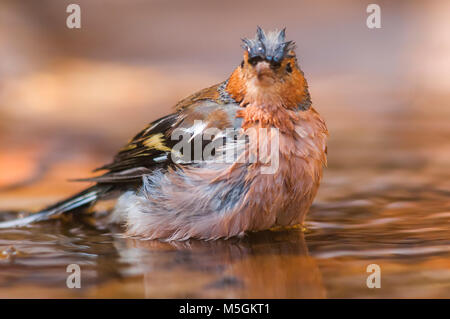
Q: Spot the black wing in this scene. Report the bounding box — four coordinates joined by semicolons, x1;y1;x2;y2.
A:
79;96;243;185
81;113;180;184
97;114;179;172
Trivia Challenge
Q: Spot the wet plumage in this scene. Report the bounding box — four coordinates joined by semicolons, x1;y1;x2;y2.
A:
0;27;328;241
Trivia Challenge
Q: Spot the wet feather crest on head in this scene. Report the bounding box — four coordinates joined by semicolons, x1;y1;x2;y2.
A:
241;26;296;63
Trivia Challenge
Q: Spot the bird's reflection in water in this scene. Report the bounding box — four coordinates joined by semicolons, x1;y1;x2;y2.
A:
115;229;326;298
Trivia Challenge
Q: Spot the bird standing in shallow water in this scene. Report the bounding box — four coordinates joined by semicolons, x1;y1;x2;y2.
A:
0;27;328;241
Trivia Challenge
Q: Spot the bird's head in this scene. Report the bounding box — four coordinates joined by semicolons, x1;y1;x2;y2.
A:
241;26;296;86
227;27;311;111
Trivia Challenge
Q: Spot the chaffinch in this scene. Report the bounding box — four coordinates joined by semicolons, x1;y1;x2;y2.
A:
0;27;328;241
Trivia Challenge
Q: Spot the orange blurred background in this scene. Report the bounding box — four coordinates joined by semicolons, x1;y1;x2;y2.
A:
0;0;449;209
1;0;450;299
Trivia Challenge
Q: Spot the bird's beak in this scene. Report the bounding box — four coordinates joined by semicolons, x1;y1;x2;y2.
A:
255;61;272;76
254;61;275;85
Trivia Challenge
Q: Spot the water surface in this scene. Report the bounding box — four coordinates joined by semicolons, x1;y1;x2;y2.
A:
1;105;449;298
0;0;449;299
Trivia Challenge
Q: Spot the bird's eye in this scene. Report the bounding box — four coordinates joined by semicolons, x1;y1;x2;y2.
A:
270;61;281;69
286;63;293;73
248;56;263;66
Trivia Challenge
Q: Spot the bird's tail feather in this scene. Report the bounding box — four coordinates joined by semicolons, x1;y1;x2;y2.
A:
0;185;108;228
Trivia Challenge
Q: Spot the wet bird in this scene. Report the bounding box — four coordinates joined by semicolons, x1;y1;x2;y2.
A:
0;27;328;241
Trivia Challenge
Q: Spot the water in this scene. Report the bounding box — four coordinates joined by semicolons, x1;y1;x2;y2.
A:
0;104;449;298
0;0;449;298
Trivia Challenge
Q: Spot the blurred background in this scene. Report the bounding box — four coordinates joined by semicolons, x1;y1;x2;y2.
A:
0;0;449;201
0;0;449;298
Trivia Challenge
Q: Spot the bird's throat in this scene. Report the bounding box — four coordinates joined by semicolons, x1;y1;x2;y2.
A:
225;67;310;112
